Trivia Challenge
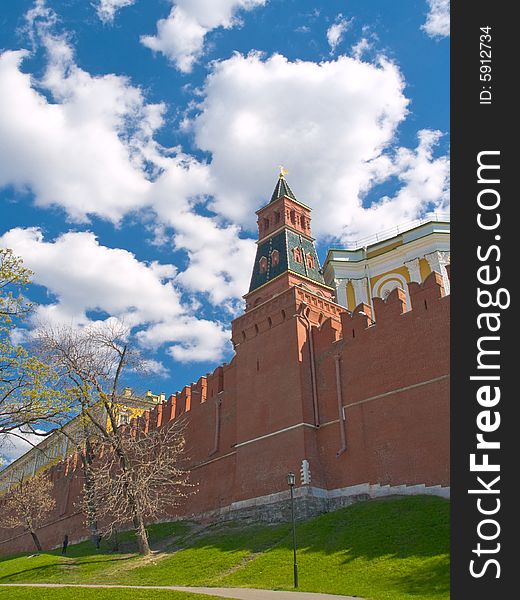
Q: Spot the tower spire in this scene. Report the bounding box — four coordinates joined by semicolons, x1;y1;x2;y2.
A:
270;168;297;204
244;172;334;311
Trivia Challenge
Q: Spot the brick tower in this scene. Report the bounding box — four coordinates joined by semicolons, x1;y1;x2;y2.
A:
244;170;335;311
231;172;343;504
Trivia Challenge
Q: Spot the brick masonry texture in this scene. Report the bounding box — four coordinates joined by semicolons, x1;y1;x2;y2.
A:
0;271;450;554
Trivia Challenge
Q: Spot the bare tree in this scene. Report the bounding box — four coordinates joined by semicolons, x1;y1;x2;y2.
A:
35;321;191;555
84;420;191;553
3;473;56;552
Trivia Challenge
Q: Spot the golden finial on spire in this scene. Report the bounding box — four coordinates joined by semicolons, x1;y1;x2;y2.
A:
279;165;289;179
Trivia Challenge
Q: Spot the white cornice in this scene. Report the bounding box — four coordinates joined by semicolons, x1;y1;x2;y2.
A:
324;232;450;283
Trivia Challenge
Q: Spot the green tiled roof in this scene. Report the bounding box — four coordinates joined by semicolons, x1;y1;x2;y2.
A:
270;176;297;203
248;229;326;293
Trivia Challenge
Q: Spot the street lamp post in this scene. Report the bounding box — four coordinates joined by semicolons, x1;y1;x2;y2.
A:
287;472;298;588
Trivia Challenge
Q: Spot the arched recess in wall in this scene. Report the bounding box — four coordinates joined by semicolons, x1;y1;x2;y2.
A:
373;273;410;308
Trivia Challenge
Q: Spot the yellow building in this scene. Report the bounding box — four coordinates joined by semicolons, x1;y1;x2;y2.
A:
108;388;165;431
0;388;164;492
322;216;450;311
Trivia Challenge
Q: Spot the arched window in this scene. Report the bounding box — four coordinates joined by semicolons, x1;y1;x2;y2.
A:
306;253;315;269
374;273;410;310
263;217;269;230
259;256;268;273
292;247;302;263
274;211;280;224
383;284;399;299
300;215;306;229
271;249;280;267
377;278;404;299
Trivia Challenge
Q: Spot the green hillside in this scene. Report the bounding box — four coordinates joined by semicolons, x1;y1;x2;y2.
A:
0;495;449;600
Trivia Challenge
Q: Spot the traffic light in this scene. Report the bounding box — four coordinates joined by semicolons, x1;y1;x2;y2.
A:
300;459;311;485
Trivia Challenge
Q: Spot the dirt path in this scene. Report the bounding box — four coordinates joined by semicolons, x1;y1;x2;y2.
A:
0;583;361;599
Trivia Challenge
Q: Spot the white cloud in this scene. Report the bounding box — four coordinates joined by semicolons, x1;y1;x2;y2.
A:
1;2;449;327
0;35;253;314
96;0;136;23
168;212;256;310
145;155;255;309
422;0;450;38
139;358;170;378
351;37;372;60
188;52;449;241
0;48;155;222
346;129;450;238
1;2;213;224
141;0;267;72
0;427;48;465
138;319;230;363
0;6;255;314
327;14;352;54
23;0;56;47
0;228;231;363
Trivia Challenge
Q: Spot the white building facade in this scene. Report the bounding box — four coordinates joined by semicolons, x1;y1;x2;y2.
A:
323;218;450;311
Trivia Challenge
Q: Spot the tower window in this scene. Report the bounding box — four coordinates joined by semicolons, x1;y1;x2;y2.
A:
274;211;280;224
271;249;280;267
259;256;268;273
306;253;315;269
263;217;269;230
290;210;296;224
300;215;306;229
292;247;302;263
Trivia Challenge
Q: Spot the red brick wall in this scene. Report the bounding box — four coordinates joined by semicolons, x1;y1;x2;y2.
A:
313;272;450;489
0;272;450;554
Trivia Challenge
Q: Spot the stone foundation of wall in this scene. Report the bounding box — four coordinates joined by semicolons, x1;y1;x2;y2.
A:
191;482;451;525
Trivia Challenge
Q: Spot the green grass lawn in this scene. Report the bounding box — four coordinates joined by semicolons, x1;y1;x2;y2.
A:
0;588;229;600
0;521;191;585
221;496;449;600
0;495;449;600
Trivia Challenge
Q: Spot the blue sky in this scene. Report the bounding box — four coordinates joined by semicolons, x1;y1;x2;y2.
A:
0;0;449;458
